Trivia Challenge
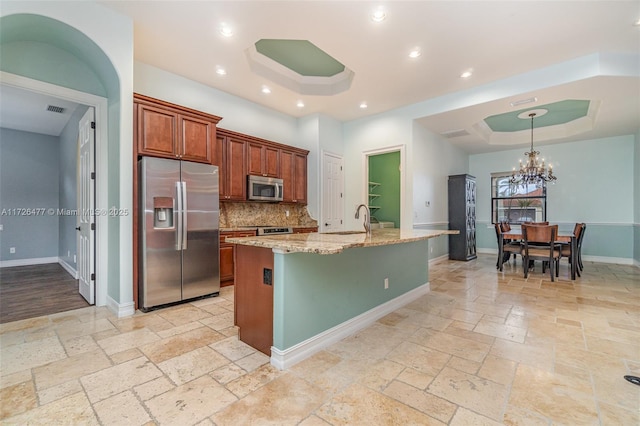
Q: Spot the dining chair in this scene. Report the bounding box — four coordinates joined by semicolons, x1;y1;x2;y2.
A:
577;223;586;271
500;221;519;263
559;223;584;277
523;221;549;225
521;224;561;282
495;223;521;271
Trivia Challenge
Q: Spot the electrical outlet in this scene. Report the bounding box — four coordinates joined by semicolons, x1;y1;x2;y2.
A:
68;250;71;257
425;201;430;207
430;247;433;254
10;247;16;254
384;278;389;289
74;254;76;263
0;224;3;231
285;210;290;217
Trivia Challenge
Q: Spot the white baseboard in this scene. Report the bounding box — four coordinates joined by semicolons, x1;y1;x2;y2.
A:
476;249;636;267
106;295;135;318
270;282;431;370
582;255;634;266
58;258;78;279
429;253;450;264
0;257;58;268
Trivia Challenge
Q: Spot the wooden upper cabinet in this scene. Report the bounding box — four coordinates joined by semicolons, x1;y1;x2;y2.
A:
293;152;307;204
137;103;178;158
247;142;279;177
216;132;246;201
134;93;221;164
280;150;308;204
180;115;213;163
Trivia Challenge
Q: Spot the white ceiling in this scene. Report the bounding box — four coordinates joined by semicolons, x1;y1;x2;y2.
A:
2;1;639;153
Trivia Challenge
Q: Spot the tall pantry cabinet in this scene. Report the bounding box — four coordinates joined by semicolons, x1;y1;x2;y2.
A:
448;174;477;261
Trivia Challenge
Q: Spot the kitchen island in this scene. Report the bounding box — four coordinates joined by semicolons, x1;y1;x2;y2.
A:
226;228;457;369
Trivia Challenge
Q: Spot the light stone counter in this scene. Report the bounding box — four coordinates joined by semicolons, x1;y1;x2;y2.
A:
226;228;458;255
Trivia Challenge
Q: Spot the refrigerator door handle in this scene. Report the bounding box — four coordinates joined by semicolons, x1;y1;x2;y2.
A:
181;181;188;250
175;181;183;250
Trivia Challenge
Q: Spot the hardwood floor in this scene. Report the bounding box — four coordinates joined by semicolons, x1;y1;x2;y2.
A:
0;263;90;324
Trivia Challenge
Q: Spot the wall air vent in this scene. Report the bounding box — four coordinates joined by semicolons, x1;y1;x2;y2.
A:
46;105;65;114
440;129;470;139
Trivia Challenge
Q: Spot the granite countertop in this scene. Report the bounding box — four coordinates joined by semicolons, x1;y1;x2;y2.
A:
220;225;318;232
225;228;459;255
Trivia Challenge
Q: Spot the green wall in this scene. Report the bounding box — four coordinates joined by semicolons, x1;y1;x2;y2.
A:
272;240;429;350
368;151;401;227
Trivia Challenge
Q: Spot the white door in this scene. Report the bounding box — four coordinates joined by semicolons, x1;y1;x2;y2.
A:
321;152;344;232
77;107;95;304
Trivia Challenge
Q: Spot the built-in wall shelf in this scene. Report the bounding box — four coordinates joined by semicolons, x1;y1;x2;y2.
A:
368;182;381;218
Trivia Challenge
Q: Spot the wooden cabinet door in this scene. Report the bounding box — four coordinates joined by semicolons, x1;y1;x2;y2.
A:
247;142;264;176
213;135;225;196
265;146;279;177
219;243;235;283
280;150;294;202
225;137;247;201
137;104;178;158
280;150;307;203
179;114;213;163
247;143;280;177
293;153;307;204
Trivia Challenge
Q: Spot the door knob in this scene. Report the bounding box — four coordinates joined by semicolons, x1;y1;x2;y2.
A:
324;223;329;226
76;226;81;231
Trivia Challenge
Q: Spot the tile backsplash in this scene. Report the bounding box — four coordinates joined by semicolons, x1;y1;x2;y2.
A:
220;202;318;228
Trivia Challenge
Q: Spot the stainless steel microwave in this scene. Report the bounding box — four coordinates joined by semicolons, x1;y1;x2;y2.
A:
247;175;283;202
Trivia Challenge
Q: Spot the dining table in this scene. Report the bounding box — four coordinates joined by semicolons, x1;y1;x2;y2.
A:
501;229;578;280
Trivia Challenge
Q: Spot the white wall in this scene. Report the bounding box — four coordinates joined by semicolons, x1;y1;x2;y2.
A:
412;123;468;226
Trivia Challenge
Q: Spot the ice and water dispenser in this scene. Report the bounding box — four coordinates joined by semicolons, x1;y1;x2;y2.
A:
153;197;174;229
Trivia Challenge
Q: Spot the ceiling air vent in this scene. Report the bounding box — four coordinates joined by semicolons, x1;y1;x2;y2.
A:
440;129;469;139
46;105;65;114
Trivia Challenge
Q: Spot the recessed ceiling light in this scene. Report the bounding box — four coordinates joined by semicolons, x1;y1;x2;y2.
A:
371;8;386;22
219;23;233;37
261;86;271;94
215;66;226;76
460;69;473;79
296;101;305;108
409;49;421;59
359;102;368;109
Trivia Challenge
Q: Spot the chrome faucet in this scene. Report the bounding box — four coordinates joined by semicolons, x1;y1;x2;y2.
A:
355;204;371;234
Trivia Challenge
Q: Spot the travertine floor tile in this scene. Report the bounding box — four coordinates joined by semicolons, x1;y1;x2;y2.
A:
140;326;224;364
0;255;637;425
0;380;37;420
93;390;151;426
157;346;229;385
81;356;163;403
211;375;325;425
2;391;98;425
145;375;236;425
316;383;445;425
33;348;111;390
508;363;599;424
383;380;457;423
427;366;508;421
0;336;66;376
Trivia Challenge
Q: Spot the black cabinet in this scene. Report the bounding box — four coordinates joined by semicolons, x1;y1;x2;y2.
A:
448;174;477;261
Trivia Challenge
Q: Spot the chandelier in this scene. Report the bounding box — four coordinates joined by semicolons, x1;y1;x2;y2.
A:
509;112;557;185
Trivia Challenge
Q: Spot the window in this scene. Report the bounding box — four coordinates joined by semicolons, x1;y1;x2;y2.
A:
491;173;547;224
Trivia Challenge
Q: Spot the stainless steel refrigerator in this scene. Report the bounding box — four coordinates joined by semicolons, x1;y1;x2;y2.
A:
139;157;220;311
